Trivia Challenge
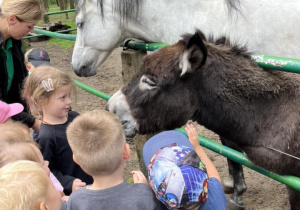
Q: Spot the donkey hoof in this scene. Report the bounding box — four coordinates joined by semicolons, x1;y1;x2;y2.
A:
223;175;234;194
226;199;245;210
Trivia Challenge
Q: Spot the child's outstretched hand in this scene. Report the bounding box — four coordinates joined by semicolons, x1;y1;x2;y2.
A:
131;171;148;185
185;124;200;148
72;178;86;192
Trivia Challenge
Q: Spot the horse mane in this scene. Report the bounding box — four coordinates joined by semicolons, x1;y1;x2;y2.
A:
76;0;143;23
77;0;240;22
225;0;243;15
112;0;143;23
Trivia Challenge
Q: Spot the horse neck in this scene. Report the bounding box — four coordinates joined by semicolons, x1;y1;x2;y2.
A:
126;0;231;44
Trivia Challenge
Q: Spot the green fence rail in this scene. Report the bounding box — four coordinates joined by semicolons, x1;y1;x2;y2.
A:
73;79;300;191
44;9;76;16
23;29;77;40
32;28;76;40
121;40;300;73
29;28;300;73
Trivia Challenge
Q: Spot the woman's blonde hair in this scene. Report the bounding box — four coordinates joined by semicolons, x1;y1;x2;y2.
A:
0;160;49;210
0;0;45;22
22;65;76;119
67;109;126;176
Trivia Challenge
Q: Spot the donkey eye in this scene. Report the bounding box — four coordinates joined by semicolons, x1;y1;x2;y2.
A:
142;77;156;86
139;75;157;90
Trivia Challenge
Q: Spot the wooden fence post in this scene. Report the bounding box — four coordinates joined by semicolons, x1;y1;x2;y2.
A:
121;49;150;175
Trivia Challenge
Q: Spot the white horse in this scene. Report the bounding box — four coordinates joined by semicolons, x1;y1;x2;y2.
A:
72;0;300;77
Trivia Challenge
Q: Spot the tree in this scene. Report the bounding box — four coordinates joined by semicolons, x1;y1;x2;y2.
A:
42;0;50;23
69;0;75;9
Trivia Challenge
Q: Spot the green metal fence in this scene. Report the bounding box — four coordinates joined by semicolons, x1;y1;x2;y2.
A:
120;40;300;73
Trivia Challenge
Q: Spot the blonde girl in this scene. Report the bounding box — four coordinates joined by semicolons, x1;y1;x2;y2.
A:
22;66;93;195
0;0;45;134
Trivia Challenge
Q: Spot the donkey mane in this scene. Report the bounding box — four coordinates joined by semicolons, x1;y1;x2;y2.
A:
182;30;250;58
76;0;240;22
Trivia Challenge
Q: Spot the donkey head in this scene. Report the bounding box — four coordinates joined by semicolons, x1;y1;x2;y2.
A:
107;31;208;137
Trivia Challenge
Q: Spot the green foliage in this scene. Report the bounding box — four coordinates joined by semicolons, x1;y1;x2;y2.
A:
126;177;134;184
36;4;77;49
48;38;75;49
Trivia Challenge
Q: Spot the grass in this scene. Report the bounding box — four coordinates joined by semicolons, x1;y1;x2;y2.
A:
36;4;77;49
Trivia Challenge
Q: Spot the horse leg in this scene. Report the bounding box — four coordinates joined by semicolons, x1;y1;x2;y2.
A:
287;187;300;210
220;137;247;210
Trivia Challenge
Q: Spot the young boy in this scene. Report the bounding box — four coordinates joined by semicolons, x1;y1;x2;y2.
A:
143;124;227;210
24;48;51;74
0;160;62;210
66;109;165;210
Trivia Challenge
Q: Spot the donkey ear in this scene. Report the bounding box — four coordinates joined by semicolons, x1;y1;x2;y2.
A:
179;32;207;77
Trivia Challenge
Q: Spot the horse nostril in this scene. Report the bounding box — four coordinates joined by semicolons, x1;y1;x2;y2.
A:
78;65;86;77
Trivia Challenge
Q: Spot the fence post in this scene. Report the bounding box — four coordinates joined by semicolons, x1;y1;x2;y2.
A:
121;49;150;175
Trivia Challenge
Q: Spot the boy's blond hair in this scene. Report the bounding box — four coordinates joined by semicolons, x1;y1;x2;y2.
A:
0;0;45;22
67;109;126;176
0;141;41;168
0;120;31;142
0;160;49;210
0;121;41;168
22;65;76;119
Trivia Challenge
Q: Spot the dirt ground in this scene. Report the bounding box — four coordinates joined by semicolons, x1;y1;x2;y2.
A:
28;40;290;210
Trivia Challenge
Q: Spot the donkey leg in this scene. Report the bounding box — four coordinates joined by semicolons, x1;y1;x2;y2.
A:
220;138;247;210
286;187;300;210
226;159;247;210
223;157;234;194
220;138;234;193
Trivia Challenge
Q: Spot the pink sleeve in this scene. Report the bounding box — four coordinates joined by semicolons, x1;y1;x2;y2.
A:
50;172;64;193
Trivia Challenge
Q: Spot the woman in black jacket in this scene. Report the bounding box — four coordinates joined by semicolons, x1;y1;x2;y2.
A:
0;0;45;132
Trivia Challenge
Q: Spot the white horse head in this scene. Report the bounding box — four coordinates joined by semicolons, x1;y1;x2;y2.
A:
72;0;300;77
72;0;121;76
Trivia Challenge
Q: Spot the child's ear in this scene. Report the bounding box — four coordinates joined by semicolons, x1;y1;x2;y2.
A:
123;143;130;160
39;201;48;210
26;63;32;71
73;154;78;164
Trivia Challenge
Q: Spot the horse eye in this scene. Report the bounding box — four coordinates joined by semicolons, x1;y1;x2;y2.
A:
77;22;84;29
